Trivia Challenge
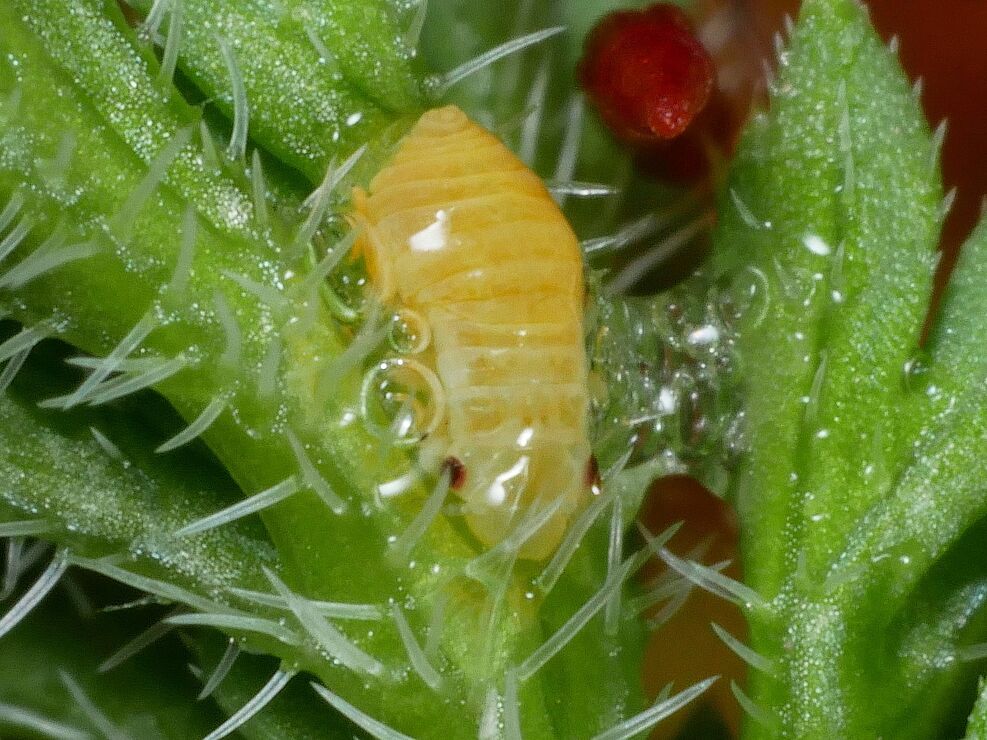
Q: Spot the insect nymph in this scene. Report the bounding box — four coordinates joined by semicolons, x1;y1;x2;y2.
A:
351;105;592;560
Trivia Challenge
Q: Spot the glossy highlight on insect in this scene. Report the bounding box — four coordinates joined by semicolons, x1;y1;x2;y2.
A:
350;105;592;560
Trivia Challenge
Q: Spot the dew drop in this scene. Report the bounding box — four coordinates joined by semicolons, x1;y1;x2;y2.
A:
902;350;931;393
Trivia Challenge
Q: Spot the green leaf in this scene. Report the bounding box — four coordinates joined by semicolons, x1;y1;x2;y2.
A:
811;214;987;737
0;332;437;732
718;0;941;594
966;678;987;740
0;562;351;739
11;0;283;245
708;0;987;735
0;0;418;627
0;330;314;679
0;330;278;596
186;633;354;739
923;215;987;401
124;0;424;183
0;579;224;739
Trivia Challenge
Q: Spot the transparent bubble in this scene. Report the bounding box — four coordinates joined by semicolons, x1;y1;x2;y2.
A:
668;371;696;448
681;389;713;453
360;358;444;446
715;290;742;330
718;265;770;330
389;308;430;355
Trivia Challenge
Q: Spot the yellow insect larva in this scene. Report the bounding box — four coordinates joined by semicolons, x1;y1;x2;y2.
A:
351;105;592;560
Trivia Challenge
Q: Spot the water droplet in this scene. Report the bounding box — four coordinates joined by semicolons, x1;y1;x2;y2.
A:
360;358;445;446
717;266;770;330
389;308;430;354
902;350;931;393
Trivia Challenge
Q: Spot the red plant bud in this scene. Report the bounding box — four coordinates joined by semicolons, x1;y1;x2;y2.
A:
580;4;716;142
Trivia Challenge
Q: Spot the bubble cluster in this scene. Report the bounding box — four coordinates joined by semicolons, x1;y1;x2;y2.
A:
589;272;744;490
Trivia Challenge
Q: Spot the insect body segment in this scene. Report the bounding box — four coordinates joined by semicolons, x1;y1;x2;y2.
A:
352;105;591;560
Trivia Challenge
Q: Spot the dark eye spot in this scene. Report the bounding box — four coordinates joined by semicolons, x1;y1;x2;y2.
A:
585;455;601;487
443;456;467;490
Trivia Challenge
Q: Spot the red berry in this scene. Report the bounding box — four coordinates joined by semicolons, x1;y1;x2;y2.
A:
579;4;716;142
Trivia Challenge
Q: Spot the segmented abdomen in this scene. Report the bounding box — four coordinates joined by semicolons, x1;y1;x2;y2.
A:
353;105;591;559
